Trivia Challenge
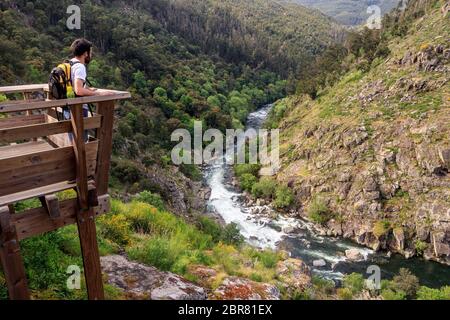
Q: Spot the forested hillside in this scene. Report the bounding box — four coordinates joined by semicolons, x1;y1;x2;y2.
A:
141;0;341;76
1;0;337;211
292;0;400;25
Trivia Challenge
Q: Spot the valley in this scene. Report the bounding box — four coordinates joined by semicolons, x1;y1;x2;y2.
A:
0;0;449;300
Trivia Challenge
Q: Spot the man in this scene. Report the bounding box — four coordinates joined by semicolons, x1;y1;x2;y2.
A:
64;38;110;139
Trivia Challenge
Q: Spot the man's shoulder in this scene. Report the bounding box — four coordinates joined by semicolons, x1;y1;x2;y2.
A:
70;58;85;69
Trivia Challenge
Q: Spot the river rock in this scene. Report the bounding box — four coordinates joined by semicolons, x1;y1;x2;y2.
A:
213;277;280;300
345;249;364;261
282;226;296;234
313;259;327;267
101;255;207;300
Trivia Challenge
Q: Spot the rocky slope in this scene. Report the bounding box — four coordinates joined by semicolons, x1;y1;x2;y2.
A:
101;254;312;300
273;3;450;264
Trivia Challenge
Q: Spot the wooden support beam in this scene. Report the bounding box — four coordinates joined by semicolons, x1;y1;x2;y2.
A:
0;206;30;300
70;104;104;300
88;182;99;207
39;194;60;219
76;207;104;300
95;100;115;196
12;194;110;241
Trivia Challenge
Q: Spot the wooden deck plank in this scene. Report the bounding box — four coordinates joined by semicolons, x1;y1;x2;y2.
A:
0;114;46;130
0;115;102;143
0;140;54;159
0;141;98;197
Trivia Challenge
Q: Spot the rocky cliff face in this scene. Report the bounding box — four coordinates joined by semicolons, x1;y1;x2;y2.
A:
275;6;450;264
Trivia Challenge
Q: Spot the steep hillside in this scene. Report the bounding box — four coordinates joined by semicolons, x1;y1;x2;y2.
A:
270;0;449;264
141;0;342;76
0;0;294;215
292;0;401;25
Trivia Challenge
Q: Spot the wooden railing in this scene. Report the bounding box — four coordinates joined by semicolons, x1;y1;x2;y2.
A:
0;84;131;300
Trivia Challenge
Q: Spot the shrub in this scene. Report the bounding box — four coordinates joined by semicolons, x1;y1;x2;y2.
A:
417;286;450;300
248;249;280;269
373;220;391;238
337;287;353;300
98;213;131;246
111;159;141;184
343;273;365;295
239;173;257;192
196;216;223;243
235;163;261;177
414;240;428;255
222;223;244;246
180;163;202;181
391;268;420;299
127;236;179;271
312;276;335;295
273;186;294;209
134;191;165;211
381;288;406;300
307;197;332;225
251;177;277;199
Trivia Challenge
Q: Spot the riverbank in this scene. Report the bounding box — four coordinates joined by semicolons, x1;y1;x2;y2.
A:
204;104;450;290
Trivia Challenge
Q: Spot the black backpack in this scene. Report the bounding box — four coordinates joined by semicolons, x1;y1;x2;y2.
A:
48;60;80;99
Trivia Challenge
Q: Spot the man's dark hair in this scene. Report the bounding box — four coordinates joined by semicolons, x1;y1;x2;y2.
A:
70;38;92;57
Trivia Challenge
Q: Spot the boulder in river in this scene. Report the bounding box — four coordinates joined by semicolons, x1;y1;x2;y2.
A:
282;226;296;234
345;249;364;261
313;259;327;267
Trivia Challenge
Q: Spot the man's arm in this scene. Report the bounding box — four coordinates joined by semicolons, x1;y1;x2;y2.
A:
73;78;111;96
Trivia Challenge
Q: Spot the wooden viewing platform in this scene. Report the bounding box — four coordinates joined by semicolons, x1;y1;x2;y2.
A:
0;84;131;300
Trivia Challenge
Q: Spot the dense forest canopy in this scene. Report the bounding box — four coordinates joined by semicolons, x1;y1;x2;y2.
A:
291;0;401;25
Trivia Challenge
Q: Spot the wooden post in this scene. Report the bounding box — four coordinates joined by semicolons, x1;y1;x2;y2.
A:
70;104;104;300
95;100;115;196
0;206;30;300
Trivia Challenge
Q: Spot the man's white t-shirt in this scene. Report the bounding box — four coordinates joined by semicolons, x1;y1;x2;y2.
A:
70;58;88;110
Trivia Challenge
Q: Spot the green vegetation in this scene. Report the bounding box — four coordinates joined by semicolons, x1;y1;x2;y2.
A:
373;220;391;238
307;197;333;225
273;186;295;209
239;173;258;192
414;240;428;256
251;178;278;199
0;198;281;299
343;273;365;295
134;191;165;211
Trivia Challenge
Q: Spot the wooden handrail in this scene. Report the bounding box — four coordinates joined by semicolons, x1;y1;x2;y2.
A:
0;88;131;113
0;84;48;95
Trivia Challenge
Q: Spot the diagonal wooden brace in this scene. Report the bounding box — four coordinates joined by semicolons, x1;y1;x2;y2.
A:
0;206;30;300
39;194;60;219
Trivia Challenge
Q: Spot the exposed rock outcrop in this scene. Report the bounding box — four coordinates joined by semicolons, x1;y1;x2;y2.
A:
101;255;208;300
213;277;280;300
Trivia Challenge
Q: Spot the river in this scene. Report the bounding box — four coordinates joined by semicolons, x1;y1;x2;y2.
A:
204;104;450;288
